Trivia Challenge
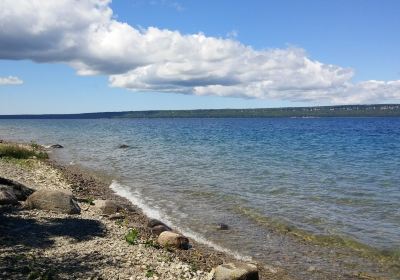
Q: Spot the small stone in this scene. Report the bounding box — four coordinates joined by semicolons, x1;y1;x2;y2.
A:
216;223;229;230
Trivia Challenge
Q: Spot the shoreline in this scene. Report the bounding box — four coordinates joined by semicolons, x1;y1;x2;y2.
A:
0;141;277;280
1;139;398;280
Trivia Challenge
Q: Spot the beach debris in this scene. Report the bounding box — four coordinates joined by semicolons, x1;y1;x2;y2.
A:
0;177;35;200
216;223;229;230
118;144;130;149
25;189;81;214
209;262;259;280
93;199;122;215
157;231;189;250
0;189;18;205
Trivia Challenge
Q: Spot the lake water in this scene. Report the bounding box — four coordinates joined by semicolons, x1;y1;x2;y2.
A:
1;118;399;279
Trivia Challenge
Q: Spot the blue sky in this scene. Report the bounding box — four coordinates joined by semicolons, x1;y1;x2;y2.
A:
0;0;399;114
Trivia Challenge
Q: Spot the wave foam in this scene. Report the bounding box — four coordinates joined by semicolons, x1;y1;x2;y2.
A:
109;180;252;262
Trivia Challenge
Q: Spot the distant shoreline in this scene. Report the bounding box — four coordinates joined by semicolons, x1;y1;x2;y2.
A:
1;104;400;119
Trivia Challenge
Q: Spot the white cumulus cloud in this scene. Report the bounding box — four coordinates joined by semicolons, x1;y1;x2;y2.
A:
0;0;399;103
0;76;23;85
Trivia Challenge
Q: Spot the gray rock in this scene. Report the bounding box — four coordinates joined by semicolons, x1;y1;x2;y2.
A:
151;224;171;236
147;218;167;228
210;262;259;280
118;144;130;149
25;189;80;214
0;189;18;205
93;199;121;215
217;223;229;230
0;177;35;200
45;144;63;149
50;144;63;148
157;231;189;250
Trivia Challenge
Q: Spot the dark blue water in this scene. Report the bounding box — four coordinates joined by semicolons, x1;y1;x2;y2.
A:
1;118;399;278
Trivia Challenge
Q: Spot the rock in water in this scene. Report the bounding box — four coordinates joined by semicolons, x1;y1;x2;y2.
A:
210;262;259;280
25;189;81;214
45;144;63;149
151;224;171;236
217;223;229;230
0;177;35;200
157;231;189;249
118;144;130;149
0;189;18;205
93;199;121;215
147;218;167;228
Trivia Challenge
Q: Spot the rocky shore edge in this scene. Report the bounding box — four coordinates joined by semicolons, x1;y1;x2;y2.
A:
0;141;286;280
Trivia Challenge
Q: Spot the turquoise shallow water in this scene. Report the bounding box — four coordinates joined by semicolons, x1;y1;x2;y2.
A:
1;117;400;278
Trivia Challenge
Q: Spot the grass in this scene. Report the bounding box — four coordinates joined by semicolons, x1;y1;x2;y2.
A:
0;143;48;160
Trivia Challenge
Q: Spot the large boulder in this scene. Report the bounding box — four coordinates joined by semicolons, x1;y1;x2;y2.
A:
157;231;189;250
210;262;259;280
25;189;80;214
0;177;34;200
0;189;18;205
93;199;121;215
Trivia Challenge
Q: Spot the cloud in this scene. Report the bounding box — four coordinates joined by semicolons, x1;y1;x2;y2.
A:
0;76;23;85
0;0;399;104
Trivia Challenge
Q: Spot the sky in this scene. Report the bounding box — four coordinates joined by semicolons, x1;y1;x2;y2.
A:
0;0;399;114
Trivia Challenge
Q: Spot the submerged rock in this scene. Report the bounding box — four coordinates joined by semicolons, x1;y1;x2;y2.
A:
0;189;18;205
157;231;189;250
25;189;81;214
93;199;122;215
0;177;35;200
46;144;64;149
118;144;130;149
217;223;229;230
210;262;259;280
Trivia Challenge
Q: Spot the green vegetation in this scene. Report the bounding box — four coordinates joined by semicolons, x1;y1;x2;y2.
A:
235;205;400;274
81;197;95;205
0;143;48;160
125;228;139;245
145;268;155;278
26;255;55;280
1;104;399;119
